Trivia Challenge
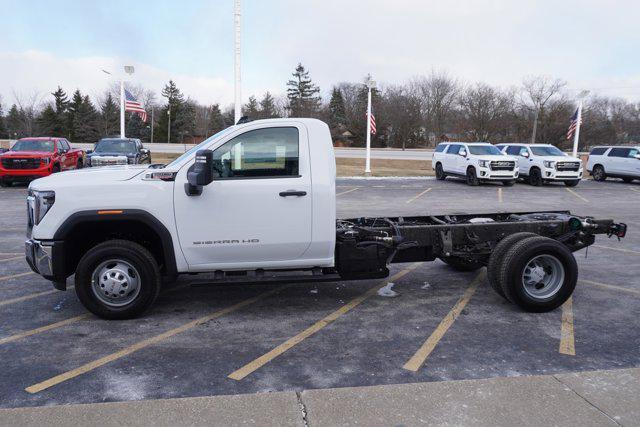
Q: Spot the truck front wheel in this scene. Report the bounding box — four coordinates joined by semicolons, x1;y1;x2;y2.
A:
466;167;479;186
498;236;577;312
528;168;543;186
435;163;446;180
75;240;161;319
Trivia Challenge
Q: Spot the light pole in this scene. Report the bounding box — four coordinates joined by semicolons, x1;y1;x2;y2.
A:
150;107;154;143
364;75;376;174
102;66;134;139
234;0;242;124
167;109;171;144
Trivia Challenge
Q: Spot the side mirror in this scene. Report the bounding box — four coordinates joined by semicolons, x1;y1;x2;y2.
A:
86;150;93;154
459;149;467;157
141;148;150;155
185;150;214;196
521;151;530;158
634;154;640;160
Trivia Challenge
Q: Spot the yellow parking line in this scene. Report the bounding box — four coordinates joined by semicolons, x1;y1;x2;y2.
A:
0;272;34;282
406;188;432;204
498;188;503;203
25;285;288;394
228;263;422;381
0;314;88;345
559;297;575;356
0;256;23;263
0;287;74;307
565;188;588;202
403;270;485;372
581;279;640;296
336;187;359;197
592;244;640;256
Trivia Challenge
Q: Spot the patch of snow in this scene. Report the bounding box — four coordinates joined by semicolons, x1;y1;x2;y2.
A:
339;176;434;180
310;288;318;294
377;282;399;297
421;282;431;290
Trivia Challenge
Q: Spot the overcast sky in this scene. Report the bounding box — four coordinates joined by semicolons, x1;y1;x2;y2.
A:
1;0;639;108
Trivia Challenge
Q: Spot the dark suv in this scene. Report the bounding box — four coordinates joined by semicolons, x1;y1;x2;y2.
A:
87;138;151;167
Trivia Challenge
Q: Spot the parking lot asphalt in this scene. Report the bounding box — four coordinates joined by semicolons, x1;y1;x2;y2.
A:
0;177;639;409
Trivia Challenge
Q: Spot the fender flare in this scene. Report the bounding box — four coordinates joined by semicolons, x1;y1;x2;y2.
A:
53;209;177;276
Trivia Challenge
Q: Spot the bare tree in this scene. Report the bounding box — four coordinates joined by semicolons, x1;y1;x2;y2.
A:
410;71;459;146
521;76;566;143
12;90;44;136
458;83;512;141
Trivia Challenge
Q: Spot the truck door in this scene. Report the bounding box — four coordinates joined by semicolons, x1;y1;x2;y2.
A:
58;139;73;169
173;125;313;269
606;148;628;174
622;148;640;176
444;144;461;173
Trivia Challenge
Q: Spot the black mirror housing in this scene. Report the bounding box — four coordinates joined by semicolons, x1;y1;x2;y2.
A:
185;149;214;196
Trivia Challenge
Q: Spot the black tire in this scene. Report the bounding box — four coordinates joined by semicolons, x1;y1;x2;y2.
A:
592;165;606;181
502;180;515;187
528;168;543;186
466;167;479;186
0;178;10;188
487;232;538;300
498;236;577;312
564;180;579;187
75;239;161;319
439;256;483;272
76;159;83;169
622;177;634;183
52;164;61;173
435;163;446;180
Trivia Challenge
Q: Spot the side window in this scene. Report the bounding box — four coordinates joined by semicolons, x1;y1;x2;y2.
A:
59;140;70;151
519;147;529;156
608;148;631;158
212;127;299;179
434;144;447;153
505;146;520;155
589;147;607;155
628;148;639;158
446;144;460;154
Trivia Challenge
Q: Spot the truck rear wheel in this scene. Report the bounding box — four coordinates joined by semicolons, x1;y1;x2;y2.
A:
0;178;10;187
498;236;577;312
592;165;606;181
487;232;538;299
75;239;161;319
439;256;483;272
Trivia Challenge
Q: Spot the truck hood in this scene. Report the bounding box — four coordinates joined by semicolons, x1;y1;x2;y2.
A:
30;165;149;190
476;155;518;162
0;150;53;158
88;152;135;157
536;155;582;163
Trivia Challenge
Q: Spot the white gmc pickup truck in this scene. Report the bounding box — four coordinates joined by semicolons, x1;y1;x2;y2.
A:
25;119;626;319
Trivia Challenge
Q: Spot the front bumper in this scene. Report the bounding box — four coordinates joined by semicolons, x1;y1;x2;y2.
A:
542;168;583;180
478;167;519;180
0;165;52;180
25;239;67;290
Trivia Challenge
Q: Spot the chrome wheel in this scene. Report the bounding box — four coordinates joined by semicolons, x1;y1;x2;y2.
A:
91;259;141;307
521;254;565;300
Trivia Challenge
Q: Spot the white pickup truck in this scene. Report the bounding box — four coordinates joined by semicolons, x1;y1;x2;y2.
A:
496;143;583;187
25;119;626;319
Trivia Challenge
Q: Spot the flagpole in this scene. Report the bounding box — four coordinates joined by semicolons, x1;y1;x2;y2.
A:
572;100;583;158
365;75;375;175
120;80;125;138
234;0;242;124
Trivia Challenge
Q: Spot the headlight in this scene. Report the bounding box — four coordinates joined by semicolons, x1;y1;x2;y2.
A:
41;158;50;165
544;161;556;168
127;157;135;164
27;190;55;226
478;160;490;168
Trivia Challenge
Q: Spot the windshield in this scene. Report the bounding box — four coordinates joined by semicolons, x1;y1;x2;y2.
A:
164;127;235;168
531;146;566;156
95;140;136;153
11;139;55;152
468;145;503;155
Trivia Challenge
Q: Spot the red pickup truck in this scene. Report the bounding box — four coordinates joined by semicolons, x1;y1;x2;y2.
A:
0;137;85;187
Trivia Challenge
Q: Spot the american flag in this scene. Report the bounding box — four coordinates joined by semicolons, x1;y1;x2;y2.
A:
368;109;377;135
125;89;147;122
566;107;582;140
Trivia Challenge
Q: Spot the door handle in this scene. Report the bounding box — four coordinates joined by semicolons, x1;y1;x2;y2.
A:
279;190;307;197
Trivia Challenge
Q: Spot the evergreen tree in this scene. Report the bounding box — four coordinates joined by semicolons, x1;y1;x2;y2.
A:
208;104;226;135
328;87;347;128
126;112;149;140
36;104;58;135
286;63;321;117
51;86;69;136
0;102;6;138
157;80;188;143
6;104;25;138
68;91;100;142
259;92;279;119
100;92;119;137
244;96;260;118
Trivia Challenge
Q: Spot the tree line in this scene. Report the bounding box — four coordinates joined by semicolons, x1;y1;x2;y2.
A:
1;64;639;150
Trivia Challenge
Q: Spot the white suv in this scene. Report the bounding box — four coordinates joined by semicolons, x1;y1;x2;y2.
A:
587;146;640;183
432;142;518;186
496;144;583;187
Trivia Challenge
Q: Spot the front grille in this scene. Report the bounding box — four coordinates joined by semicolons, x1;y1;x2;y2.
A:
1;158;41;169
490;161;515;171
92;157;127;166
556;162;581;171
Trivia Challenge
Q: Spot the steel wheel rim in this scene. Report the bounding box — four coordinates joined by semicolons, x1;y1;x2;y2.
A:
594;168;603;180
91;259;141;307
521;254;565;300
